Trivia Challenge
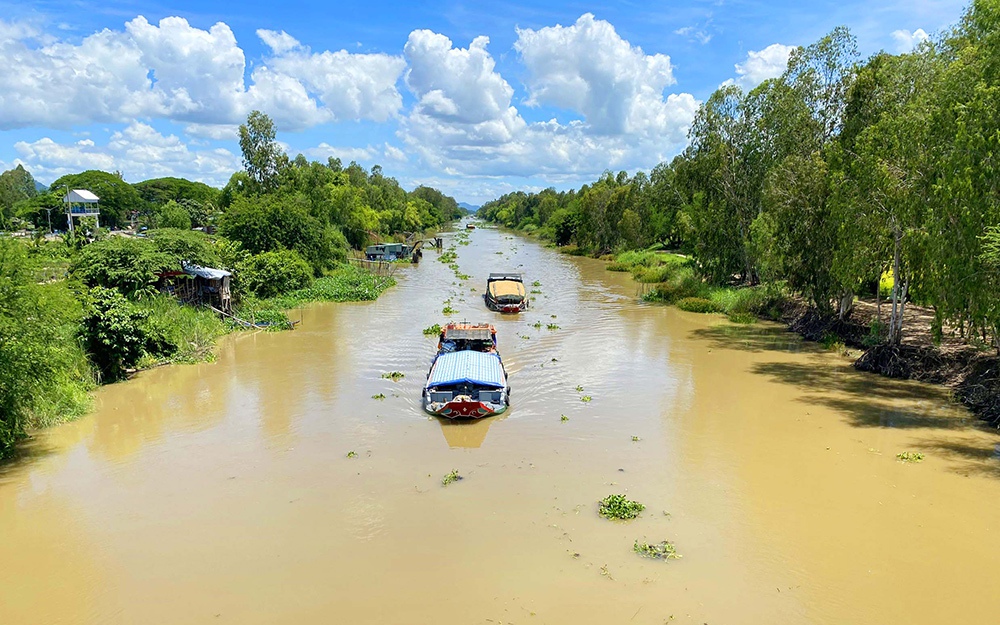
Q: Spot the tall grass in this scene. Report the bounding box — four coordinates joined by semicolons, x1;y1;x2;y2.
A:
137;295;228;366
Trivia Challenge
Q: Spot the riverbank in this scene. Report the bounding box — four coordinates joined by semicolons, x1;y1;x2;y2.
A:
1;257;396;461
779;299;1000;428
602;249;1000;428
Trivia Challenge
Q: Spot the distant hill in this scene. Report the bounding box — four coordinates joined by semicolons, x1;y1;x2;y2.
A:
35;181;48;192
458;202;479;213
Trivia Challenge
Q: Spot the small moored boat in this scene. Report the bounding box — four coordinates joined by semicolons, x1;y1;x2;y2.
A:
484;272;528;313
423;322;510;418
466;223;476;230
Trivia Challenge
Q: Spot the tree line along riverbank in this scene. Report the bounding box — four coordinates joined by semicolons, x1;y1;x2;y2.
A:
0;111;464;460
478;2;1000;427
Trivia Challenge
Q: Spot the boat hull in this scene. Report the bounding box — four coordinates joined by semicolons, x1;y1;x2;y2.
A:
423;397;507;419
483;294;528;313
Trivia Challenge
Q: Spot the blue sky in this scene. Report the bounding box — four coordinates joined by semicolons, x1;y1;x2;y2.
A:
0;0;967;203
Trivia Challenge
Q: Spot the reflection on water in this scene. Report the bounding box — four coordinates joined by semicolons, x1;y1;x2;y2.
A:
2;223;1000;625
438;415;497;448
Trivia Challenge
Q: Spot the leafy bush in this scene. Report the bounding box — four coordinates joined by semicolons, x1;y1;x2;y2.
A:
598;494;645;520
1;240;93;456
156;201;192;230
136;295;227;365
220;194;342;274
237;249;313;299
79;286;152;381
147;228;221;267
72;236;172;297
676;297;722;313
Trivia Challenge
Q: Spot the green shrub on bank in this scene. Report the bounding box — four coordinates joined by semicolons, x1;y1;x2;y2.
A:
269;264;396;308
676;297;722;313
238;249;313;299
137;295;227;366
79;286;152;382
2;241;94;455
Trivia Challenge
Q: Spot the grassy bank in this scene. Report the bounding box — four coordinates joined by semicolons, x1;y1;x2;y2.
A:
235;263;396;327
1;249;396;461
606;250;789;324
606;249;1000;427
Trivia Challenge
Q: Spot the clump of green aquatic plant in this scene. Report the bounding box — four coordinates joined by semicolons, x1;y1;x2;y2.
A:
676;297;722;314
439;250;458;263
532;280;542;287
727;312;757;324
633;540;681;560
532;321;543;329
346;451;358;458
423;324;442;336
599;494;645;520
546;323;560;330
442;469;463;486
519;334;531;340
456;273;471;280
530;289;542;294
495;251;503;255
372;393;385;400
576;385;584;392
631;435;641;442
581;395;592;402
443;305;458;314
561;415;569;422
896;451;925;463
382;371;405;381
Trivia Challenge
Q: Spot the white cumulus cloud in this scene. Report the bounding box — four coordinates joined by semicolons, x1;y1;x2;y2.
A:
399;20;697;180
727;43;795;90
891;28;930;53
515;13;682;137
0;16;405;132
14;123;240;185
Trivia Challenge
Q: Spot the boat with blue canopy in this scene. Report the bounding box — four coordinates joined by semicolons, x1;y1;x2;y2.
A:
423;322;510;418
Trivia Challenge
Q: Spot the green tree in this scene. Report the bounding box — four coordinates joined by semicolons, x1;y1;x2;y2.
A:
157;200;192;230
50;170;143;229
79;286;151;381
239;111;286;193
72;237;172;297
0;165;38;226
237;249;314;298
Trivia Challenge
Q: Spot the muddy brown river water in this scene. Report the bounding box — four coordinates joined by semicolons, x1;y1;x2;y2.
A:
2;224;1000;624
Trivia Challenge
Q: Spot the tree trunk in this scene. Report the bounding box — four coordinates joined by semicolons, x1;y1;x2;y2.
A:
838;291;854;320
889;229;902;344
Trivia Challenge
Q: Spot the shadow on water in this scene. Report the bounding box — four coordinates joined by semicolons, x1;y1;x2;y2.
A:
0;436;56;481
915;439;1000;479
748;359;973;430
689;322;806;353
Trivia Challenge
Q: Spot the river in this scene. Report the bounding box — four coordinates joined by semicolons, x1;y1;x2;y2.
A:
2;224;999;624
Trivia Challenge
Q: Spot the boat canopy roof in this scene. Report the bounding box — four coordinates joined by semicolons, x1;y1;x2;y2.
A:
428;351;505;388
488;272;523;282
488;280;526;299
443;326;494;341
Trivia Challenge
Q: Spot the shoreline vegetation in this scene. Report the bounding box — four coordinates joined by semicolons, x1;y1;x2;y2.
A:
479;2;1000;428
0;111;459;460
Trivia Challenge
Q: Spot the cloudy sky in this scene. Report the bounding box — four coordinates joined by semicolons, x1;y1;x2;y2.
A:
0;0;962;203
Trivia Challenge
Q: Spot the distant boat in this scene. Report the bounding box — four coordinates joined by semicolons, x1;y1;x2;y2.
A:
423;322;510;418
466;223;476;230
484;272;528;313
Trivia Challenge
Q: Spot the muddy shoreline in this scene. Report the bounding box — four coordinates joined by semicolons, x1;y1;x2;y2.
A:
778;301;1000;428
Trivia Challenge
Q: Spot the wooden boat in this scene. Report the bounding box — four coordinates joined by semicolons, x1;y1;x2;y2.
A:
466;223;476;230
484;272;528;313
423;322;510;418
